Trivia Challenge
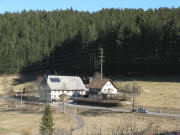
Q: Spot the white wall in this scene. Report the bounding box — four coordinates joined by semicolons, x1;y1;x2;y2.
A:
101;81;117;94
50;90;85;100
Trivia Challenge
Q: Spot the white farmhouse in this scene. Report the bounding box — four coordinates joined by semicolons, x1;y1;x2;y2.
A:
39;75;87;102
87;79;118;99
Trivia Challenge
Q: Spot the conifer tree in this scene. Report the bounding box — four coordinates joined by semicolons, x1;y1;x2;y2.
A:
40;104;54;135
0;8;179;75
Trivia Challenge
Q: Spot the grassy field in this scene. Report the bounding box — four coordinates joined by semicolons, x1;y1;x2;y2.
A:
0;99;179;135
0;100;76;135
0;75;19;95
0;74;39;95
70;108;180;135
114;78;180;110
0;74;180;110
0;74;180;134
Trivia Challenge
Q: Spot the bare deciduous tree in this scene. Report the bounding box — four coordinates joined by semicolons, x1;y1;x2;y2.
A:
121;81;142;112
93;72;101;80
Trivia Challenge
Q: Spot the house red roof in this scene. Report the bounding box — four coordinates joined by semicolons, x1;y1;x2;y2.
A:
87;78;118;90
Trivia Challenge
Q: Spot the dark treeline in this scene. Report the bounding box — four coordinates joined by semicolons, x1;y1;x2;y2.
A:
1;8;180;76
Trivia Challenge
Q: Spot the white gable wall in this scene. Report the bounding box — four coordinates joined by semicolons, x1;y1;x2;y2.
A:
50;90;85;100
101;81;117;94
51;90;62;100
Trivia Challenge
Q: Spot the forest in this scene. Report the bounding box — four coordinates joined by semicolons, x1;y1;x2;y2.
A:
0;8;180;76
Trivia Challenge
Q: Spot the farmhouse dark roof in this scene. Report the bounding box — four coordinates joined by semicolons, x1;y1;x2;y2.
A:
87;79;115;89
46;75;86;91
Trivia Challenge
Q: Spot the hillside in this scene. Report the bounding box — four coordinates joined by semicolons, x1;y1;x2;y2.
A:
0;8;180;75
0;75;19;95
0;74;39;95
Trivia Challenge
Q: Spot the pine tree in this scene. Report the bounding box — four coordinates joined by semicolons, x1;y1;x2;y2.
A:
40;104;54;135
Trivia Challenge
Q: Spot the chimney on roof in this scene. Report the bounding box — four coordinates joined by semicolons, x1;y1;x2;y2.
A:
54;71;57;75
89;77;93;83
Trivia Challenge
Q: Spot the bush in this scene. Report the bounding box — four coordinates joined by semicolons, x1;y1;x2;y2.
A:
20;128;32;135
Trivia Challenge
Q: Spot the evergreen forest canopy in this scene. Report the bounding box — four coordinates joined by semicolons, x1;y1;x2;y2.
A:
0;8;180;76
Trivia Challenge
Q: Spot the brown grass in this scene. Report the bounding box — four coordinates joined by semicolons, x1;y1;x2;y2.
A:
73;108;180;135
0;100;76;135
0;74;40;95
20;128;32;135
0;75;19;95
0;100;179;135
115;81;180;110
0;74;179;110
0;75;180;135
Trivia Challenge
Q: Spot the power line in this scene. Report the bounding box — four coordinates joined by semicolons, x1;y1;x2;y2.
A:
22;54;95;73
21;56;97;75
30;49;98;65
46;49;98;59
21;50;97;69
18;48;102;75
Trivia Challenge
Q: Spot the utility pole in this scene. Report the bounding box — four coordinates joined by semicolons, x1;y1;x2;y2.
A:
20;89;22;104
60;93;65;113
132;95;135;112
100;48;104;79
63;95;65;113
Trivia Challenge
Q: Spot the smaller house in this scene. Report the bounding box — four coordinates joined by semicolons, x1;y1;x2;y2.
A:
87;79;118;100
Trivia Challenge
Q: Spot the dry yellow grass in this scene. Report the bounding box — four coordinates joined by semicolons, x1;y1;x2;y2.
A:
0;74;179;110
0;99;179;135
0;75;19;95
74;109;180;135
0;100;76;135
0;74;40;95
0;75;180;135
115;80;180;110
13;81;39;92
